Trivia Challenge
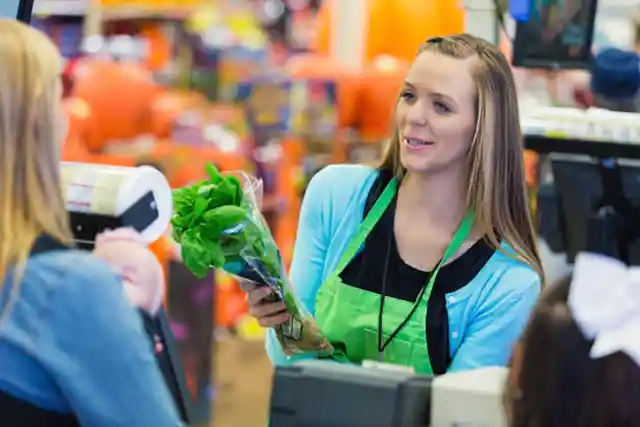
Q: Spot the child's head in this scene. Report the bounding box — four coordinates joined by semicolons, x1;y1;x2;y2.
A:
590;48;640;112
506;253;640;427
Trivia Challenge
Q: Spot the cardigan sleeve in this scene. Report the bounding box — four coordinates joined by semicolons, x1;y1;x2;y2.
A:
448;266;541;371
265;166;335;365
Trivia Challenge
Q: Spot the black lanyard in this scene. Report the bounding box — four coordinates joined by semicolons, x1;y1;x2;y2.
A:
377;236;435;360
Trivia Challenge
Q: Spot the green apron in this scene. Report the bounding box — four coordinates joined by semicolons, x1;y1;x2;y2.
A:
314;178;474;374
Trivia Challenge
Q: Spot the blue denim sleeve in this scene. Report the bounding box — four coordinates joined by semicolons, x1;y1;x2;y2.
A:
265;167;333;366
35;254;184;427
448;268;541;372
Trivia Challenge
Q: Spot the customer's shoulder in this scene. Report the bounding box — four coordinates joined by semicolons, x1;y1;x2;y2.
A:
28;249;114;278
24;250;119;301
306;164;379;202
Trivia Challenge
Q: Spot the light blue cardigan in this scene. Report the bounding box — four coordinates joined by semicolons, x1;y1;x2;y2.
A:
266;164;541;371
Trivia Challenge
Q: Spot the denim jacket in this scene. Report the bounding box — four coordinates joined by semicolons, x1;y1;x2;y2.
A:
0;237;183;426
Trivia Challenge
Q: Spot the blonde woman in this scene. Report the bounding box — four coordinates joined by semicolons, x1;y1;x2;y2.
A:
0;21;183;426
247;34;543;374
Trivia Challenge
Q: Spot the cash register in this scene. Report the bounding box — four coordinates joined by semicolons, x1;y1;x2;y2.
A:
269;361;509;427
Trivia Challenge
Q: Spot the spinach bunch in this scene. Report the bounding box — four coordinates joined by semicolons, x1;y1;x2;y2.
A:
171;164;332;355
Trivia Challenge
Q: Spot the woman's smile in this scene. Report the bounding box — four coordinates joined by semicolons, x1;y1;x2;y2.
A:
403;136;435;149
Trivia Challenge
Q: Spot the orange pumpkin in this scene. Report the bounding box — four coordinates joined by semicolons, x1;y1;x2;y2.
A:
72;58;159;152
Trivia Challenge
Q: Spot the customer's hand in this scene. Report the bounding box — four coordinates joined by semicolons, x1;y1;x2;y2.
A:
240;281;291;327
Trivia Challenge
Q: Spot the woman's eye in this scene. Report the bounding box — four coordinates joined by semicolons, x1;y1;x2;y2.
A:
434;101;451;114
400;91;416;102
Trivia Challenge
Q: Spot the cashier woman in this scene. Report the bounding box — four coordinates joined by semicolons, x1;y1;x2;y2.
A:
245;34;543;375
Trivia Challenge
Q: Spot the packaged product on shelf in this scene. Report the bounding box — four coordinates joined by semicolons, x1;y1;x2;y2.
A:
235;79;290;222
171;103;250;154
171;164;332;356
236;79;291;134
289;79;338;182
289;79;337;138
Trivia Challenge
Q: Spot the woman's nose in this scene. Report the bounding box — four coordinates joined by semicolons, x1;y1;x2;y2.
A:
406;102;428;126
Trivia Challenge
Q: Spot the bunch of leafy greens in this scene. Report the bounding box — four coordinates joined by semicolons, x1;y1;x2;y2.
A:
171;164;332;355
171;164;274;276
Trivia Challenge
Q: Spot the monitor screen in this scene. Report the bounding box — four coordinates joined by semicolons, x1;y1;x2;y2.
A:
549;156;640;263
512;0;598;69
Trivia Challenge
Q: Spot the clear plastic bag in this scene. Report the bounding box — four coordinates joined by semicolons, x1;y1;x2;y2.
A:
171;165;332;356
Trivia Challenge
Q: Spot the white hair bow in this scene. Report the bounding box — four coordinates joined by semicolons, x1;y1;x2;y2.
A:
569;253;640;364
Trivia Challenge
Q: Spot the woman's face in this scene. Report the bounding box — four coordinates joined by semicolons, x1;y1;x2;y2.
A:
396;50;477;175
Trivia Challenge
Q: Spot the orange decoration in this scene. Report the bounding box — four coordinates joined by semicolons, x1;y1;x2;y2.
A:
62;97;92;162
358;56;410;141
139;24;172;71
313;0;464;64
72;58;159;152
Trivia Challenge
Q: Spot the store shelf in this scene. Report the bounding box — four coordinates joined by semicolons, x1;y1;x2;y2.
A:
34;1;198;20
34;0;85;16
101;5;198;21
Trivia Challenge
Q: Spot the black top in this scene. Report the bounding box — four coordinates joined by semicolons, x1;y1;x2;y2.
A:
339;169;495;374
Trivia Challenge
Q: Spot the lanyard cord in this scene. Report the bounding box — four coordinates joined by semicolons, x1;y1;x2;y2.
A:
377;235;430;360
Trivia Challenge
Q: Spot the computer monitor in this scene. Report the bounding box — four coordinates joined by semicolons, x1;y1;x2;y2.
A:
549;156;640;263
526;135;640;264
270;362;432;427
0;0;33;21
512;0;598;69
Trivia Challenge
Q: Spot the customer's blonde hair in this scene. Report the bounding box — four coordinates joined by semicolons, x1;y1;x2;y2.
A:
381;34;543;281
0;20;72;290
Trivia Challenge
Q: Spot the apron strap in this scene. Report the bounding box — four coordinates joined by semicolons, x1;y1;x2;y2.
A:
334;178;399;273
418;211;475;372
421;211;475;303
440;211;475;265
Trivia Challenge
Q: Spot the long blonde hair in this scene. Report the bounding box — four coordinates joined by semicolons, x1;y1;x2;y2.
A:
381;34;543;281
0;20;72;287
